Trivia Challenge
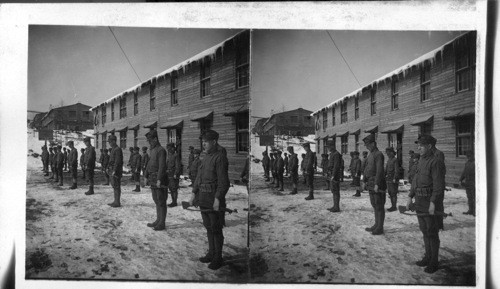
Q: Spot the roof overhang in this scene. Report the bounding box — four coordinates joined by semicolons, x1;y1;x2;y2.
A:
223;106;249;117
336;131;349;137
364;125;378;133
191;111;213;121
350;129;361;135
143;121;158;129
130;124;140;130
411;115;434;126
381;124;404;134
117;126;128;132
443;108;475;120
160;120;184;129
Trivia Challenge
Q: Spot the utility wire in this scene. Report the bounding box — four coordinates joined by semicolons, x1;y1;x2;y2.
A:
108;26;142;83
326;31;362;88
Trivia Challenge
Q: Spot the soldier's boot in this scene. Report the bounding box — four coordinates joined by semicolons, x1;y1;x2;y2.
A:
279;182;284;191
289;188;297;195
168;190;178;207
208;233;224;270
70;178;77;189
147;205;160;227
324;180;330;190
372;210;385;235
108;188;121;207
416;237;431;267
304;191;314;200
332;192;340;212
199;231;214;263
425;238;440;273
104;175;110;186
132;182;140;192
387;196;397;212
365;210;378;232
153;206;167;231
353;189;361;197
58;176;63;186
82;171;86;179
85;185;94;195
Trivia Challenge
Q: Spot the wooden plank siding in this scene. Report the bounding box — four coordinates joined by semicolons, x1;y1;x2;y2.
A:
92;30;250;181
313;32;476;186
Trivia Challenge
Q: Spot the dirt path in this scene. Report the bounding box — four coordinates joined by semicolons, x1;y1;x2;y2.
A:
25;156;249;282
248;161;475;285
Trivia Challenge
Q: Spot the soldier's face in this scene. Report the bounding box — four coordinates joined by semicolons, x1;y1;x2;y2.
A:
417;143;431;155
202;139;216;152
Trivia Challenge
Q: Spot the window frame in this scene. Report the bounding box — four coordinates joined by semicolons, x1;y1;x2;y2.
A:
101;106;106;126
171;73;179;106
391;79;399;111
235;39;249;89
341;135;348;155
455;42;476;93
421;63;431;102
119;96;127;119
332;106;336;126
236;111;249;153
455;117;474;157
150;83;156;111
341;100;348;124
119;130;127;149
133;92;138;116
322;109;328;130
111;102;115;121
354;96;359;120
370;89;377;116
200;58;211;98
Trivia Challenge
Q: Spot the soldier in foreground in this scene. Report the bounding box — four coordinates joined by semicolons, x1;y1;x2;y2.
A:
102;149;110;186
83;137;96;195
321;153;329;190
406;135;445;274
67;141;78;190
131;147;142;192
189;149;201;186
55;145;64;186
275;150;285;191
127;147;134;181
363;134;386;235
350;151;362;197
360;151;369;192
287;146;299;195
327;143;342;212
187;146;195;185
166;143;182;207
80;148;86;180
189;130;230;270
262;151;270;182
284;152;289;177
141;146;150;187
63;147;68;172
269;152;276;185
303;143;315;201
459;150;475;216
385;147;400;212
41;146;49;176
144;130;168;231
107;135;123;208
48;147;55;179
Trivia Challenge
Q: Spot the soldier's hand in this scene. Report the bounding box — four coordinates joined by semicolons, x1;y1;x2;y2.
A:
213;198;220;211
429;202;435;215
406;197;412;211
156;180;161;188
374;185;379;192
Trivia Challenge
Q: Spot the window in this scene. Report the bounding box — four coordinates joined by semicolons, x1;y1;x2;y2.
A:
236;111;249;153
341;100;348;124
150;83;156;111
291;116;298;123
456;41;476;92
354;96;359;120
355;134;359;152
102;133;107;149
332;106;336;126
101;107;106;126
134;92;138;115
388;133;397;149
200;58;211;97
456;117;474;157
236;34;250;88
119;131;126;149
96;134;99;150
167;129;177;144
69;111;76;118
134;129;138;147
420;123;433;135
171;73;178;106
322;110;328;130
84;111;90;119
370;89;376;115
323;137;329;155
111;102;115;121
119;97;127;119
421;63;431;101
341;135;348;154
391;79;399;110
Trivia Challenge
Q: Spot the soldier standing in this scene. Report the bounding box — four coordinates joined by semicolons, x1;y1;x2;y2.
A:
80;148;86;180
360;151;369;191
48;147;55;179
55;145;64;186
166;143;181;207
408;150;415;179
303;143;315;201
385;147;400;212
187;146;195;181
189;130;230;270
144;130;168;231
408;153;420;185
107;135;123;208
241;155;249;191
284;152;289;177
327;144;342;212
63;147;68;172
321;154;329;190
351;151;362;197
102;149;110;185
406;135;445;274
127;147;134;181
189;149;201;185
363;134;386;235
141;146;150;187
459;150;475;216
41;146;49;176
275;150;285;191
67;141;78;190
83;137;96;195
131;147;142;192
301;153;307;185
340;155;345;182
261;151;270;182
269;152;276;185
98;149;104;168
287;146;299;195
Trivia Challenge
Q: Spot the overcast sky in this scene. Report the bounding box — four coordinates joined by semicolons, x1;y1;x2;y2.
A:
251;30;466;118
28;26;241;112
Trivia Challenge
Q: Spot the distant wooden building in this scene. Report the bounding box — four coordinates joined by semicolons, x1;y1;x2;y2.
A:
30;112;46;129
40;103;94;131
312;31;476;186
91;30;250;181
261;108;315;137
252;117;268;135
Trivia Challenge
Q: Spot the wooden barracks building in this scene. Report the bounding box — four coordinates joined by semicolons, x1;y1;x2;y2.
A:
91;30;250;181
312;31;476;186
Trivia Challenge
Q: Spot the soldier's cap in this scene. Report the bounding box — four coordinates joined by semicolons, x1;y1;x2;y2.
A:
66;140;74;146
353;151;360;155
262;151;267;155
80;148;85;151
193;149;201;154
166;142;175;148
413;153;420;159
200;129;219;141
362;134;376;144
107;134;117;141
415;135;436;146
287;146;294;151
189;146;194;150
385;147;395;153
409;150;414;154
145;130;158;140
83;137;91;143
134;146;140;151
57;145;62;149
302;143;310;148
142;146;148;151
129;147;134;151
103;149;109;153
362;151;368;155
276;150;282;154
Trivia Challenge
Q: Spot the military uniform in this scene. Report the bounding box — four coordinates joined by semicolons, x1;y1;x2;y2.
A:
350;152;362;196
145;131;168;230
189;149;202;185
385;147;400;212
321;154;329;190
55;146;64;185
262;152;270;181
187;146;195;179
275;152;285;191
41;146;49;175
63;148;68;171
459;152;475;216
83;138;96;195
48;148;55;179
192;130;230;270
107;136;123;207
408;135;445;274
363;134;386;235
67;142;78;189
166;143;181;207
80;148;86;179
131;148;142;192
303;145;315;200
287;148;299;195
284;153;289;176
270;154;276;184
141;147;150;186
102;150;110;185
327;147;342;212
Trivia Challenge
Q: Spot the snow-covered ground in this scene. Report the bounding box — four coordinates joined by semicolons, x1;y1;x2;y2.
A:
25;155;249;282
248;161;476;285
